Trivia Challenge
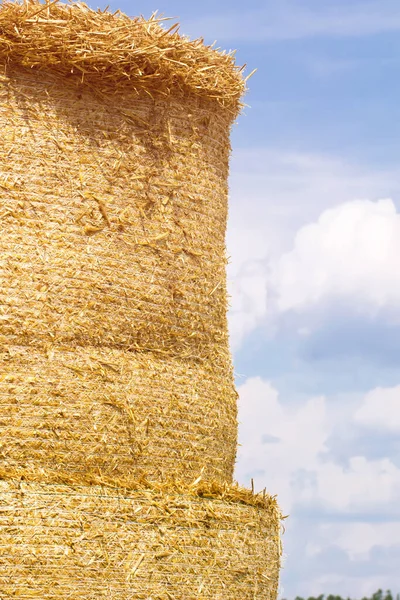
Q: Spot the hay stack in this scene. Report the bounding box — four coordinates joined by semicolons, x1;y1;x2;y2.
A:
0;480;281;599
0;2;282;597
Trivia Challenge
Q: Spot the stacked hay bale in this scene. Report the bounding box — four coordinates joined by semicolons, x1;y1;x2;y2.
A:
0;2;282;598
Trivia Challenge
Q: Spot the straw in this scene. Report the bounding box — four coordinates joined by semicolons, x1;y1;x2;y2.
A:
0;22;238;483
0;478;282;600
0;3;283;597
0;0;246;116
0;344;237;485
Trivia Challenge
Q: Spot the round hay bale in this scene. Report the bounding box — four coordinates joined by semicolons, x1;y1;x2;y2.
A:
0;65;234;357
0;5;284;597
0;1;245;483
0;479;282;599
0;344;236;485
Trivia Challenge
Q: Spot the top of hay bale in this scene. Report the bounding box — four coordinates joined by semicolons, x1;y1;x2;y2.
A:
0;0;247;117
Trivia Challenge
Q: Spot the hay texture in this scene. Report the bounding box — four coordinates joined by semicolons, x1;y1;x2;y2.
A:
0;0;244;484
0;344;236;485
0;479;281;600
0;3;283;598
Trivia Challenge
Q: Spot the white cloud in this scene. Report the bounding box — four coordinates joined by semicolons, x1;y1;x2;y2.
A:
236;377;400;597
315;456;400;512
227;150;400;349
227;155;400;593
355;385;400;432
273;198;400;315
228;150;399;248
228;260;269;350
235;377;400;514
302;574;398;600
290;520;400;597
320;522;400;560
236;377;329;511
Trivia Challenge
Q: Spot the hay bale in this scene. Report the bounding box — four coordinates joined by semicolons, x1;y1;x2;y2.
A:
0;65;234;357
0;1;244;483
0;345;236;485
0;4;283;598
0;479;281;599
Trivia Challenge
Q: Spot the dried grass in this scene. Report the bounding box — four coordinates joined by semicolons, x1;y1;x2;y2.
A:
0;65;234;360
0;478;282;599
0;0;247;116
0;2;282;598
0;344;237;485
0;54;237;484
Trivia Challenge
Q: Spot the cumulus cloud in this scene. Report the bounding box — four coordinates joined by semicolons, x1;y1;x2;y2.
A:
315;456;400;512
228;260;269;350
227;148;400;350
273;198;400;315
285;519;400;597
235;377;400;596
283;522;400;598
229;194;400;352
236;377;329;512
319;522;400;560
235;377;400;515
355;385;400;432
225;153;400;594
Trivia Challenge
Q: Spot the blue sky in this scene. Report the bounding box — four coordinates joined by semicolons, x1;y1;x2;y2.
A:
95;1;400;596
